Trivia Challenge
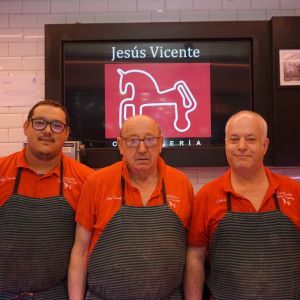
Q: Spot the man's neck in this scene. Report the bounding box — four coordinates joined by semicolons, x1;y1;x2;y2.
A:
129;168;159;186
25;149;61;175
128;168;160;206
231;166;267;186
230;166;269;211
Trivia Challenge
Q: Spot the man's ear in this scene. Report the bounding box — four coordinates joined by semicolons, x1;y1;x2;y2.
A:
23;120;29;136
263;137;269;154
65;126;70;141
159;136;164;154
117;137;124;155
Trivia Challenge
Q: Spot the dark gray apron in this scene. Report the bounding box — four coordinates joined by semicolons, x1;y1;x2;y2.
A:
208;193;300;300
0;164;75;300
86;177;186;300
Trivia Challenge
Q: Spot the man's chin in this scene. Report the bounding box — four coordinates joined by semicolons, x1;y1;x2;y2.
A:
133;161;152;170
35;150;58;161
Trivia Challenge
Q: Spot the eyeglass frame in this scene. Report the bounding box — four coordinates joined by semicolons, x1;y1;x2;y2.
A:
29;118;68;134
120;135;162;148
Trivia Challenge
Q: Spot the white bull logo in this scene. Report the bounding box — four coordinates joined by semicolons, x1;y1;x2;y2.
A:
118;68;198;132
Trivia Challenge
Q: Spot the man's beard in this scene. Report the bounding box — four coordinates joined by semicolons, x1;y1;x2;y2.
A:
35;149;59;161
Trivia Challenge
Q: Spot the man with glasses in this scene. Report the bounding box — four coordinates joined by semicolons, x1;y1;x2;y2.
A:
0;100;94;299
68;114;194;300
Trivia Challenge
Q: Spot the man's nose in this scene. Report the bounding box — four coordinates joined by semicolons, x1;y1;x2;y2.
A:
137;140;147;152
43;123;52;133
237;137;247;150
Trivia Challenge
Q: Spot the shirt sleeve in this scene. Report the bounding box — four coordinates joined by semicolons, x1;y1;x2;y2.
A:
187;187;210;247
75;175;97;232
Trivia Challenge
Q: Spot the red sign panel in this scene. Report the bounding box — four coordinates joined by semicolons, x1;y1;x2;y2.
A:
105;63;211;138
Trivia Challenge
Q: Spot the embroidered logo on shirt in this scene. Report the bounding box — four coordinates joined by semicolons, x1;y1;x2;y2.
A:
167;195;181;208
216;198;226;205
277;191;295;206
0;176;15;183
62;177;78;190
105;195;122;201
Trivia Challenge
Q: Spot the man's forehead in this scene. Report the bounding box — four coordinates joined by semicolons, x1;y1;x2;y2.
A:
32;105;66;119
227;118;262;137
232;113;256;123
229;114;259;128
122;118;159;134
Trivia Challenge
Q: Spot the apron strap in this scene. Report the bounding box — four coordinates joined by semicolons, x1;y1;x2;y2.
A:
13;167;23;194
273;192;280;211
161;180;167;205
226;192;232;211
121;175;125;205
121;176;167;206
59;161;64;196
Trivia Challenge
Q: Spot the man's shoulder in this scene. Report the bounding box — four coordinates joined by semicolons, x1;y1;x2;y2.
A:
164;164;190;180
0;150;22;169
197;171;228;196
85;161;122;182
62;155;94;178
267;168;300;191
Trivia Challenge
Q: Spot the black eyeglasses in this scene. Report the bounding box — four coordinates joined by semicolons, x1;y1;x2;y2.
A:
29;118;68;134
121;136;160;148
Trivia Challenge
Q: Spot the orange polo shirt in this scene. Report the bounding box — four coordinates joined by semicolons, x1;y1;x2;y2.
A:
76;157;194;253
188;168;300;247
0;149;94;210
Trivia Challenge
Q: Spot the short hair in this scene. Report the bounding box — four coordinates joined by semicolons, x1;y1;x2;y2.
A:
27;100;69;124
225;110;268;138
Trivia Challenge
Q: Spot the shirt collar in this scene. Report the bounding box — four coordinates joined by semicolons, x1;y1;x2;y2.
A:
18;148;61;176
223;167;280;196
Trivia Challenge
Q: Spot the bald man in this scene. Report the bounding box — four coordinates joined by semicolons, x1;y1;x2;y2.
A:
68;115;194;300
184;111;300;300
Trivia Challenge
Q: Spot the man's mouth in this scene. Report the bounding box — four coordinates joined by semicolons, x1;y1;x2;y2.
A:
136;157;149;161
38;136;54;142
235;154;250;159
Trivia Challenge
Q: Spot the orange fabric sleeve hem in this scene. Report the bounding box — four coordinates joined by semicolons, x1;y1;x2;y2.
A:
75;215;93;232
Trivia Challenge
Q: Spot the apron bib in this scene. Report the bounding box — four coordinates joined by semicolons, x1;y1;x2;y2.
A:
208;193;300;300
86;177;186;300
0;164;75;300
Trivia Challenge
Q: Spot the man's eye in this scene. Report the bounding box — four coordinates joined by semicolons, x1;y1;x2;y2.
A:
35;120;46;126
230;138;239;143
145;137;154;143
128;138;138;144
247;138;256;143
53;122;63;128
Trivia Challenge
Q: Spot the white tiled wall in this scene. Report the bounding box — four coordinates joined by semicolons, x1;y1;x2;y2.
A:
0;0;299;190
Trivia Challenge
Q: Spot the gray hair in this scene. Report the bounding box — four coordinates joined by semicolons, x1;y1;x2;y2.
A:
225;110;268;138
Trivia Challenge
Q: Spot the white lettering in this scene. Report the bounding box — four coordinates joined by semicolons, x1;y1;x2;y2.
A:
116;49;124;59
111;46;116;61
193;49;200;57
171;49;179;57
112;45;201;61
150;46;160;58
162;139;202;147
111;46;147;61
